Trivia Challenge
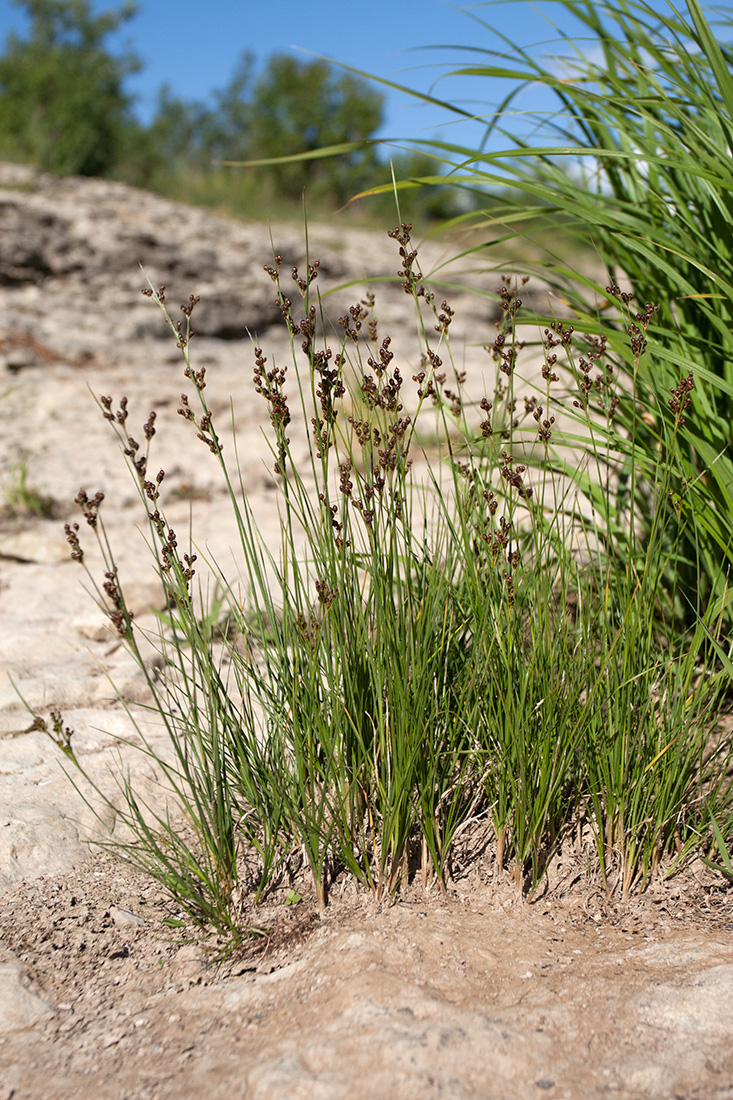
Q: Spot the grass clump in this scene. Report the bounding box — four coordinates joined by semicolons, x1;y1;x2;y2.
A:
2;454;54;518
375;0;733;627
30;219;732;944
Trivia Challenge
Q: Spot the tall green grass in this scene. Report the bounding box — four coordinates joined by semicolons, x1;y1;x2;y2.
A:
361;0;733;626
31;222;732;942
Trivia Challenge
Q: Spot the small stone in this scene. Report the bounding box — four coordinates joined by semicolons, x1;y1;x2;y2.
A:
100;1028;125;1048
0;951;55;1033
110;906;145;927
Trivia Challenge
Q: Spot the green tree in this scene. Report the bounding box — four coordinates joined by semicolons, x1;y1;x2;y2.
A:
147;52;385;210
248;55;383;203
0;0;140;176
149;53;255;171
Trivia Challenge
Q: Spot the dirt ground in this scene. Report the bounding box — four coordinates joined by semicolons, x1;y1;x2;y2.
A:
1;848;732;1100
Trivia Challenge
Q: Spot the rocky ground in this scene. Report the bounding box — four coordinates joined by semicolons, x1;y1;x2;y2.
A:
0;161;731;1100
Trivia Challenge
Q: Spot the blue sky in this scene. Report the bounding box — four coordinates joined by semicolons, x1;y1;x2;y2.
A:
0;0;730;155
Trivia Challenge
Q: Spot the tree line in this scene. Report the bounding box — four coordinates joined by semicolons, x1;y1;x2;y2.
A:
0;0;462;221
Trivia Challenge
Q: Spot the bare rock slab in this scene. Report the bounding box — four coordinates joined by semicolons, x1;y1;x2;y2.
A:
0;946;55;1033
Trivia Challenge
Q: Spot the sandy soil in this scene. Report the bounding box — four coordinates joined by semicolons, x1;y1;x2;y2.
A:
1;850;733;1100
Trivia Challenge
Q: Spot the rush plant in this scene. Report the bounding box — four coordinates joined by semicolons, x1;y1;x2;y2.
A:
29;221;732;941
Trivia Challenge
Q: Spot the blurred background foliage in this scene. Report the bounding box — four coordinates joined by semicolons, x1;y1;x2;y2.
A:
0;0;471;224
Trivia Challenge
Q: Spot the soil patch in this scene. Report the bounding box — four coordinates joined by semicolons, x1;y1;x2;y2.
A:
1;850;732;1100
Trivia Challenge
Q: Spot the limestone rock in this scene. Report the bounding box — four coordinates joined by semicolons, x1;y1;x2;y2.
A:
0;170;349;345
638;964;733;1035
0;947;55;1032
0;528;70;565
